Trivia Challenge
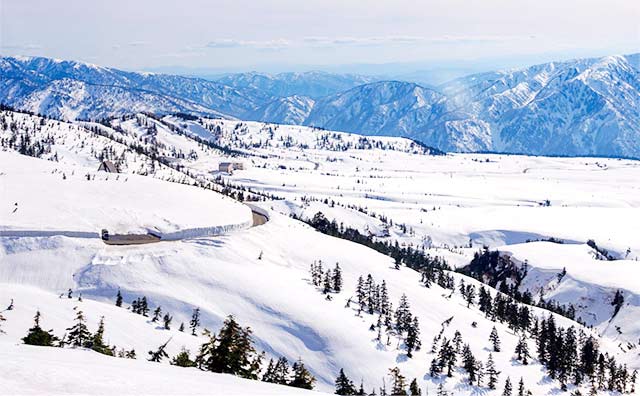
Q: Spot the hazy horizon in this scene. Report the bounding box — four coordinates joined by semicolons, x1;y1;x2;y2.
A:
1;0;638;82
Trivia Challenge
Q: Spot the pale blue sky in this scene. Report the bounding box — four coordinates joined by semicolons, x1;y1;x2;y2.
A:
1;0;638;75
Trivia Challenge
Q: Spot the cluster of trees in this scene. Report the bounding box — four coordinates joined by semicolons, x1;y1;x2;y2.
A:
350;274;421;358
460;249;583;324
455;277;636;394
301;212;449;276
333;367;422;396
262;356;316;390
533;315;636;393
160;315;316;390
21;309;135;358
117;291;199;335
428;327;531;395
309;261;343;294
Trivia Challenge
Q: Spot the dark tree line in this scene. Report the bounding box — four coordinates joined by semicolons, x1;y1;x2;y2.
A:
299;212;450;276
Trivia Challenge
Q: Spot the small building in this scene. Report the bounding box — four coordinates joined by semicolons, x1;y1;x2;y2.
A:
98;160;119;173
218;161;245;173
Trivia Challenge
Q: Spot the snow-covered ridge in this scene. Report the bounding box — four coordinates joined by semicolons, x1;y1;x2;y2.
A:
2;53;639;157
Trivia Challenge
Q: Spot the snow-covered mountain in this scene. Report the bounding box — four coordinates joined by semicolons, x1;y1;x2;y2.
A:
2;53;640;157
428;54;640;156
218;71;377;99
246;95;316;125
301;54;640;157
0;56;269;120
304;81;445;137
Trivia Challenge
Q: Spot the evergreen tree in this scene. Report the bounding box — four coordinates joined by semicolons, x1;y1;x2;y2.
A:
163;313;173;330
66;309;92;348
462;344;478;384
115;289;123;307
517;377;526;396
22;311;58;346
91;316;113;356
502;377;512;396
190;307;201;336
335;368;357;395
290;359;315;389
394;294;412;335
437;338;456;377
388;367;407;396
179;322;185;332
198;315;263;379
152;306;162;322
148;338;171;362
487;353;500;390
273;357;291;384
489;326;501;352
408;378;421;396
514;335;530;365
140;296;149;317
171;347;196;367
332;263;343;293
323;271;333;294
405;316;421;358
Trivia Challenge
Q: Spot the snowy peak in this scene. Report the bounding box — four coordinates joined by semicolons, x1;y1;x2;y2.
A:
304;81;444;136
247;95;315;125
218;70;376;98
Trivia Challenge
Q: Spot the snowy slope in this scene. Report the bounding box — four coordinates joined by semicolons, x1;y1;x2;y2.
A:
1;200;630;395
1;109;638;394
0;151;251;236
0;285;325;396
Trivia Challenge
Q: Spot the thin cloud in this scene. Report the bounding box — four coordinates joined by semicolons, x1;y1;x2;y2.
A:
0;43;43;51
199;35;533;51
204;39;291;50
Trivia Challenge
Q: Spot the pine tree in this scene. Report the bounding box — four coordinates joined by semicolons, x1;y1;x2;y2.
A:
179;322;185;332
66;309;92;348
335;368;357;395
332;263;343;293
388;367;407;396
171;347;196;367
394;294;412;334
148;338;171;362
514;335;530;365
163;313;173;330
190;307;201;336
462;344;477;384
91;316;113;356
290;359;315;389
198;315;263;379
115;289;123;307
262;358;276;383
323;271;333;294
273;357;291;384
489;326;501;352
22;311;58;346
487;353;500;390
140;296;149;317
408;378;421;396
517;377;526;396
152;306;162;322
502;377;512;396
405;316;421;358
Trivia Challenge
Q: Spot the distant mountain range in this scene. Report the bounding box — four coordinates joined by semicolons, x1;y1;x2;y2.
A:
1;54;639;157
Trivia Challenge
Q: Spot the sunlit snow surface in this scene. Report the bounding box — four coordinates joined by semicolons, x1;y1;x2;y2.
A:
1;113;639;395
